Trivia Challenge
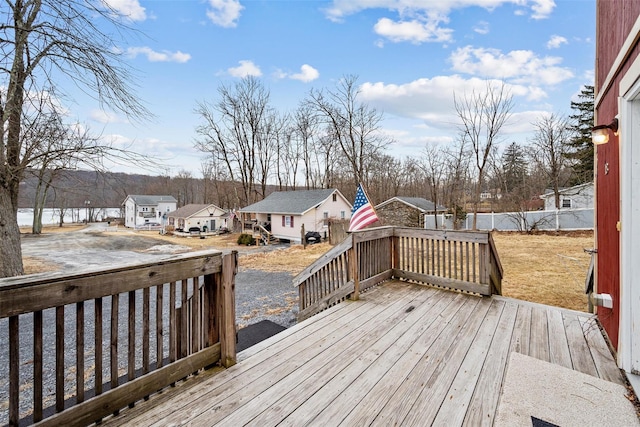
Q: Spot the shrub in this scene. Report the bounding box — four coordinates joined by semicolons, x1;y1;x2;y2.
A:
237;233;256;246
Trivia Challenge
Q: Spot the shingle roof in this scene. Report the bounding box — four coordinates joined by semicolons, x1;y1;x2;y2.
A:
167;204;224;219
540;182;593;198
126;195;177;205
377;196;447;213
240;189;341;215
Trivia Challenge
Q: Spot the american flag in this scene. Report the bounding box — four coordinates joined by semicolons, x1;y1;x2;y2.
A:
348;184;379;232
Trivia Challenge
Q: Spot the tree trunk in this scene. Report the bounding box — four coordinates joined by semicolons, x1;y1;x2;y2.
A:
32;177;46;234
0;187;24;276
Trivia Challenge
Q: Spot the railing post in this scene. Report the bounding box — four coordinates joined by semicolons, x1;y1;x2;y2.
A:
479;240;491;294
218;251;237;367
391;229;400;273
349;234;359;301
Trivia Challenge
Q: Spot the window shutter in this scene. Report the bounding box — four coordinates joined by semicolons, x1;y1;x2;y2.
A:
282;216;285;227
291;216;294;228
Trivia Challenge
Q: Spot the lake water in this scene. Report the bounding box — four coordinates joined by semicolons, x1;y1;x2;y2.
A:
17;208;121;227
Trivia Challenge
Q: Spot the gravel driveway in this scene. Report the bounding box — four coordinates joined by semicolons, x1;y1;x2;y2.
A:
2;225;300;424
20;223;299;327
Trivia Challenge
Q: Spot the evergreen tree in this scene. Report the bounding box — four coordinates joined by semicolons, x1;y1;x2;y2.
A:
567;85;594;184
501;142;528;193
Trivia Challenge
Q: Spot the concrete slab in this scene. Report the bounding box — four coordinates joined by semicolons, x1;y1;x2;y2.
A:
495;352;639;426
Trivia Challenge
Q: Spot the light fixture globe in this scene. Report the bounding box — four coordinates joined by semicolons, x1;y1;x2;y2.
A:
591;118;618;145
591;127;610;145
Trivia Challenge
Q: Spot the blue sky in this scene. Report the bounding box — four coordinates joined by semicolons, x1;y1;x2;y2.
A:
73;0;595;176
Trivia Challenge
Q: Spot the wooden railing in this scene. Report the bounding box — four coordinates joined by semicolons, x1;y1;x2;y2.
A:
294;227;503;321
0;250;237;427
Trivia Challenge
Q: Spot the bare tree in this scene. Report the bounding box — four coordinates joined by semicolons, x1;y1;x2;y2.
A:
421;143;447;228
530;113;573;209
454;81;513;230
292;103;320;189
194;77;277;206
307;75;392;190
442;139;472;229
0;1;150;277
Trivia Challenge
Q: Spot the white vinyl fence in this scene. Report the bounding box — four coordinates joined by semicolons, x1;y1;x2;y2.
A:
424;208;594;232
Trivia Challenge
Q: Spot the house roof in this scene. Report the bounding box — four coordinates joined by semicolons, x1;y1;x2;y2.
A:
167;204;225;219
240;189;347;215
125;195;177;205
376;196;447;213
540;182;593;199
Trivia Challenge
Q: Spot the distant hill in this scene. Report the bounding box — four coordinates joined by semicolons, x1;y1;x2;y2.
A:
17;169;280;210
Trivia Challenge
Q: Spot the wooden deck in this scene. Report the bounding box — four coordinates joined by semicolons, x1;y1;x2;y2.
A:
102;280;624;426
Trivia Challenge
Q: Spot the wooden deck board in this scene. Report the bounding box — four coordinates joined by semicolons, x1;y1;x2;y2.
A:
102;280;625;427
463;300;518;426
547;307;573;369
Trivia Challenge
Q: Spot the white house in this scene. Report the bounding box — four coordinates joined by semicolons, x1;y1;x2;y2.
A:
166;204;228;232
539;182;594;211
239;188;352;243
123;195;177;228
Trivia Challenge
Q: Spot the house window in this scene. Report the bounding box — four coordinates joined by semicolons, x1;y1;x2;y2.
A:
267;214;271;222
282;215;294;228
562;198;572;208
341;211;345;219
332;193;337;202
323;211;329;226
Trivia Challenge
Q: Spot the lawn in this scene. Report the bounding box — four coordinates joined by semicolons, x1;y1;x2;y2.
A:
492;231;593;312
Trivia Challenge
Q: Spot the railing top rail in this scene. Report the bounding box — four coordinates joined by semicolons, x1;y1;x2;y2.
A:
351;226;395;244
293;236;353;287
394;227;490;243
0;249;224;318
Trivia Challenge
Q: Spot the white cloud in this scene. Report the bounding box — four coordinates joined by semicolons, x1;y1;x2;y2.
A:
374;18;453;44
449;45;573;86
324;1;556;44
89;110;123;124
228;60;262;78
289;64;320;82
530;0;556;19
473;21;490;35
546;35;568;49
358;75;548;135
104;0;146;21
126;47;191;63
206;0;244;28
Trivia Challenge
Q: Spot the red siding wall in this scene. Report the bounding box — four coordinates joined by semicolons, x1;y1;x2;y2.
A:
595;0;640;349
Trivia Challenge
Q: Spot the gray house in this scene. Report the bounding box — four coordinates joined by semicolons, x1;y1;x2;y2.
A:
539;182;594;210
376;196;447;228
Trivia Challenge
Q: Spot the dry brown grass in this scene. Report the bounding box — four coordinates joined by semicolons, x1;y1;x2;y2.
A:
23;257;59;275
240;242;332;274
121;230;242;250
20;224;86;234
493;231;593;312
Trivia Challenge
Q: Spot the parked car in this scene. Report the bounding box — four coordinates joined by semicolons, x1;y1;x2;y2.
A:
188;226;201;235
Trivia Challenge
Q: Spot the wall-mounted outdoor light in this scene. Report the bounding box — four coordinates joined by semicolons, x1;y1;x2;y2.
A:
591;118;618;145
